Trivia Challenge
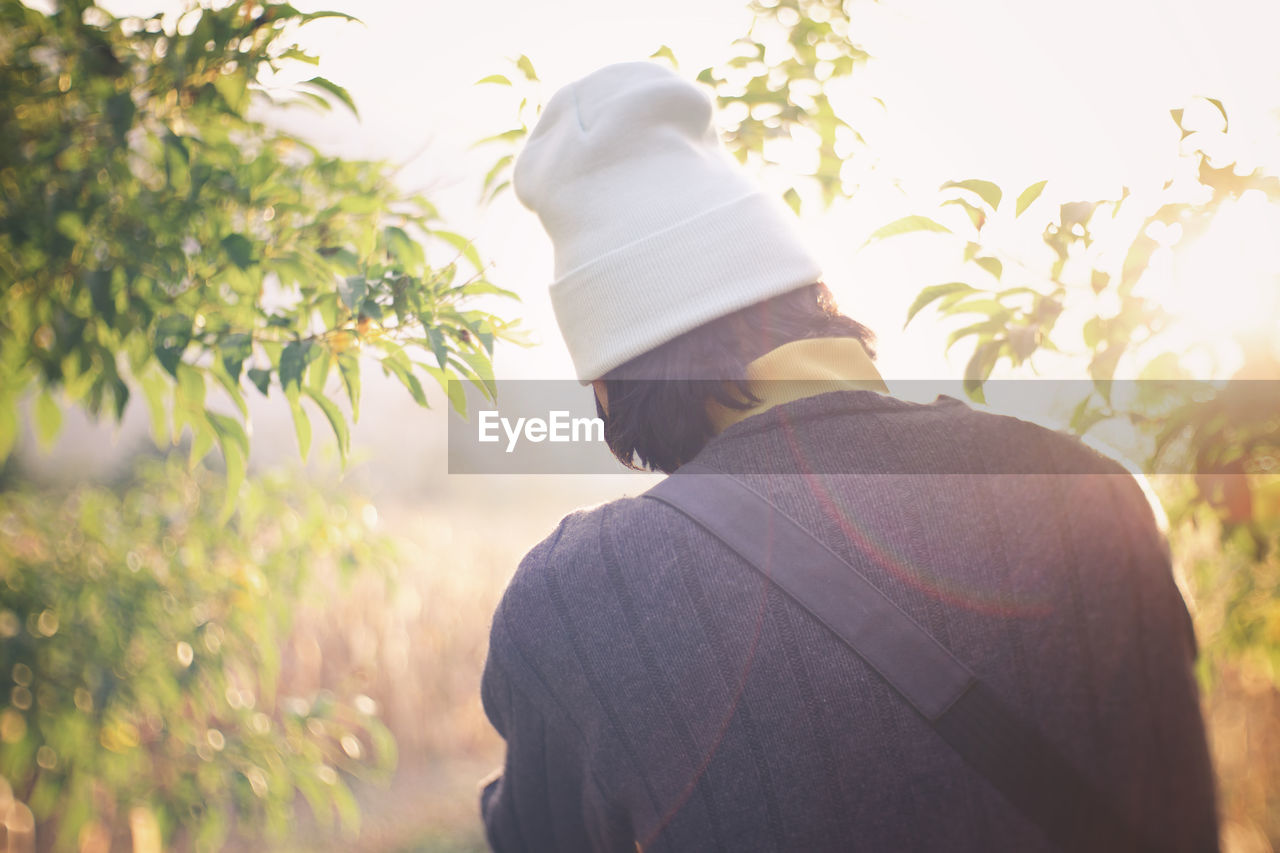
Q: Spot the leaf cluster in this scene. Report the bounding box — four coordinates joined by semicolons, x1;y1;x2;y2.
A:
0;457;398;849
874;98;1280;538
0;0;518;498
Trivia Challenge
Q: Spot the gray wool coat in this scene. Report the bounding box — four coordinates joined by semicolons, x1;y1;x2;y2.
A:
479;390;1219;852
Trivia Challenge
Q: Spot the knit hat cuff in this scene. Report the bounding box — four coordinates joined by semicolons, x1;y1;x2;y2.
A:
550;191;823;382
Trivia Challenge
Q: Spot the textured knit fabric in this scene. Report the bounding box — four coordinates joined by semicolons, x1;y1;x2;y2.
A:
479;391;1220;852
512;62;823;382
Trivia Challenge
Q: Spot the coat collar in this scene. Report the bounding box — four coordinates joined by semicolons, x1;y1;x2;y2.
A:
707;337;888;434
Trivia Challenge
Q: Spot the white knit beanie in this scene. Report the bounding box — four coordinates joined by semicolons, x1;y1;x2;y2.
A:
513;61;824;382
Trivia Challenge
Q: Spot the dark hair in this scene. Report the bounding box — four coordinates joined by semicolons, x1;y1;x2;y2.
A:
597;282;875;473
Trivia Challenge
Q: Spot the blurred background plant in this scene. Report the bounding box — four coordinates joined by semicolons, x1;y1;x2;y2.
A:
0;0;517;848
0;458;398;850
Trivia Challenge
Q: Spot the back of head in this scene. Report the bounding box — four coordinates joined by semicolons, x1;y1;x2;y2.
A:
514;62;875;470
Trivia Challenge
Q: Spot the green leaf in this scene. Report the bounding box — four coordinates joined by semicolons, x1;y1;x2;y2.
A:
188;416;215;468
1068;395;1107;434
973;256;1003;280
175;363;207;412
221;233;253;269
301;76;359;118
426;327;449;369
279;341;313;393
942;197;985;230
864;215;951;246
210;362;248;417
905;282;976;327
104;92;135;141
139;369;171;445
423;366;468;416
295;773;332;830
941;179;1002;211
297;9;362;24
483;179;511;201
154;314;193;377
382;357;428;408
649;45;679;67
474;74;512;86
453;280;520;301
288;394;312;459
481;154;513;197
514;54;538;82
56;211;86;241
207;411;248;520
34;390;62;449
435;230;483;273
308;348;332;393
247;368;271;396
279;46;321;65
949;298;1010;318
87;269;116;323
219;333;252;382
964;339;1003;403
456;349;497;399
338;276;367;313
471;128;525;148
337;353;361;422
213;67;250;113
385;226;426;267
1015;180;1048;217
946;320;1005;353
303;387;349;463
782;187;802;215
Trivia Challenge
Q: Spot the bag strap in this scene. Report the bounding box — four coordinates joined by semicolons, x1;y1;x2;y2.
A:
644;462;1152;853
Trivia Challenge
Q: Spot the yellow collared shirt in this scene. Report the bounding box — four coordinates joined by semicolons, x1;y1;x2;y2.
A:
706;336;888;434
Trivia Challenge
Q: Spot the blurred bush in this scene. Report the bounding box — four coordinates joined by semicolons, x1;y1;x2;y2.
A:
0;456;398;851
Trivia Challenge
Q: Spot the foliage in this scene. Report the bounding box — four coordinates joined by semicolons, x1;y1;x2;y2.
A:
0;0;517;497
875;98;1280;536
476;0;875;214
0;456;398;850
693;0;873;209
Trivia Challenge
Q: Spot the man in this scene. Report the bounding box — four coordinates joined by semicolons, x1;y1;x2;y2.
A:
479;61;1218;851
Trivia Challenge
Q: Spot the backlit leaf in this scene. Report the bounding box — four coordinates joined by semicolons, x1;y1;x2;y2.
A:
941;179;1002;211
1015;180;1048;217
905;282;976;327
301;76;359;118
864;215;951;246
154;315;193;377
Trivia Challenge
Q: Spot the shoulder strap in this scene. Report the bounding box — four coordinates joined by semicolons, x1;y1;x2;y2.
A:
644;462;1152;853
